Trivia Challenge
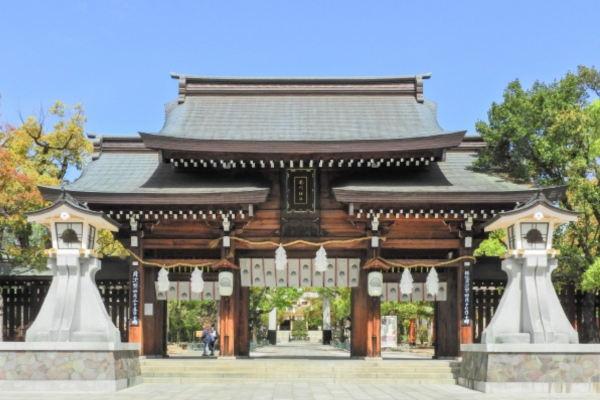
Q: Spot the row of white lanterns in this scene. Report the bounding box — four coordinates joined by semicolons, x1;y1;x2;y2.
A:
157;267;206;293
368;265;439;298
156;243;440;299
275;244;329;272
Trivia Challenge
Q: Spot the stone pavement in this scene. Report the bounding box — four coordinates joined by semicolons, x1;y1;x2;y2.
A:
250;341;351;358
251;341;430;359
0;382;599;400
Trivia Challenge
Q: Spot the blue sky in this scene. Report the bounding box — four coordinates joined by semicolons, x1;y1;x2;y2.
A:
1;0;599;136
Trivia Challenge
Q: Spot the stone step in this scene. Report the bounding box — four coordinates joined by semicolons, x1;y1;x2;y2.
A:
142;371;458;379
140;360;460;368
141;366;460;373
141;357;461;385
142;377;458;385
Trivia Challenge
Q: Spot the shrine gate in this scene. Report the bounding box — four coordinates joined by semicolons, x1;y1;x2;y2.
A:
35;73;564;358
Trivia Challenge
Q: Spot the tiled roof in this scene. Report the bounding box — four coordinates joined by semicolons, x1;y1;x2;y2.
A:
38;154;270;205
332;153;565;204
149;96;459;142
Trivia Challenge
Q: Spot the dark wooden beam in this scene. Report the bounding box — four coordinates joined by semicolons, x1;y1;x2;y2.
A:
382;239;460;249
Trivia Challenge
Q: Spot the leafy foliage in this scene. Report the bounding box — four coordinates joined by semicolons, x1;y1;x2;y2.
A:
248;287;303;341
474;66;600;341
474;230;506;257
417;326;429;345
582;258;600;292
0;147;45;267
291;319;308;338
167;300;217;343
7;102;91;184
96;229;129;258
381;301;433;321
1;95;126;266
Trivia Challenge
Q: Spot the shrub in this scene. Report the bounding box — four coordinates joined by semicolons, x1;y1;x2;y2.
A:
292;320;308;337
417;326;429;345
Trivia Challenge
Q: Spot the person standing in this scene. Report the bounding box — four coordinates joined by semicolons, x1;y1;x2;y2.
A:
209;323;218;356
201;323;212;356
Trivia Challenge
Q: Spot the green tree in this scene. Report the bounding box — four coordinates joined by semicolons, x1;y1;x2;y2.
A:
248;287;303;342
382;300;434;344
167;300;216;343
474;230;506;257
474;65;600;341
0;148;45;267
291;319;308;338
1;97;126;266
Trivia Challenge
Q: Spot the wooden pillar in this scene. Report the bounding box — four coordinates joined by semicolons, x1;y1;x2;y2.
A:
351;268;381;358
237;281;250;357
219;291;236;357
142;266;167;357
434;267;459;358
218;235;249;357
218;270;247;357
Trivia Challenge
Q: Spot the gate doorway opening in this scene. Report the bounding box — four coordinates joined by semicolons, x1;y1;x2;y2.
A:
166;299;218;356
247;286;351;359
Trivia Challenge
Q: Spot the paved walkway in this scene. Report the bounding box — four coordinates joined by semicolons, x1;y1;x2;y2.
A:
250;341;350;358
0;382;599;400
175;341;429;359
251;341;434;360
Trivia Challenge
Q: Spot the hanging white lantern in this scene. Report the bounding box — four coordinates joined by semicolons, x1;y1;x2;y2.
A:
400;268;414;300
275;244;288;270
314;245;328;272
190;267;204;294
425;267;440;298
157;267;170;292
368;271;383;296
219;271;234;296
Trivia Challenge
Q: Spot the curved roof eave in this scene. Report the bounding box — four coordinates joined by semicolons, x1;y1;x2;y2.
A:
139;130;466;154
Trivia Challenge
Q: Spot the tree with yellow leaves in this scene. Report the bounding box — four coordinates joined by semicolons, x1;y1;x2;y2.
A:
1;95;98;268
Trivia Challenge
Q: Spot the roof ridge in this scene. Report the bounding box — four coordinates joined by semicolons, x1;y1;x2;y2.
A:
170;72;432;81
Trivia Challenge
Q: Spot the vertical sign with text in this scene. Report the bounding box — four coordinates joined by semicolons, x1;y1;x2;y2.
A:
462;268;471;326
131;270;140;326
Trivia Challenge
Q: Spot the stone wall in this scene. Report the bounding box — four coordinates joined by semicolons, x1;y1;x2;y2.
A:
0;343;141;392
0;350;140;381
460;344;600;393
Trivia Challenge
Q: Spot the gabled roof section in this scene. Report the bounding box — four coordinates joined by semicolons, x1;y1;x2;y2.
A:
88;134;153;160
332;153;567;205
25;190;120;230
140;73;465;149
483;192;580;231
38;153;270;205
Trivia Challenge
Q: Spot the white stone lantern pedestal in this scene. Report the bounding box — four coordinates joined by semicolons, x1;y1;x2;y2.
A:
0;192;141;392
459;192;600;393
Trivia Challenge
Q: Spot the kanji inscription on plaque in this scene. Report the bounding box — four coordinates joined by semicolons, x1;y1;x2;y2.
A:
285;169;316;213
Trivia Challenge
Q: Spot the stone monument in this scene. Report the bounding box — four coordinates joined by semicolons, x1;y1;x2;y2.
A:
0;192;141;392
459;192;600;393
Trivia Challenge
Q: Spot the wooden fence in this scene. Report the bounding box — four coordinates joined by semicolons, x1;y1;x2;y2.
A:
1;278;129;342
473;280;600;343
2;276;598;344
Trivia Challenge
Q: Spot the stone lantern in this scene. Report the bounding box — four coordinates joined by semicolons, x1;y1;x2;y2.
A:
24;191;123;343
480;192;579;344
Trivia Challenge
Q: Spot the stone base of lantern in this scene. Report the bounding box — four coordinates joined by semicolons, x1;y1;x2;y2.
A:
459;344;600;393
0;342;141;392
